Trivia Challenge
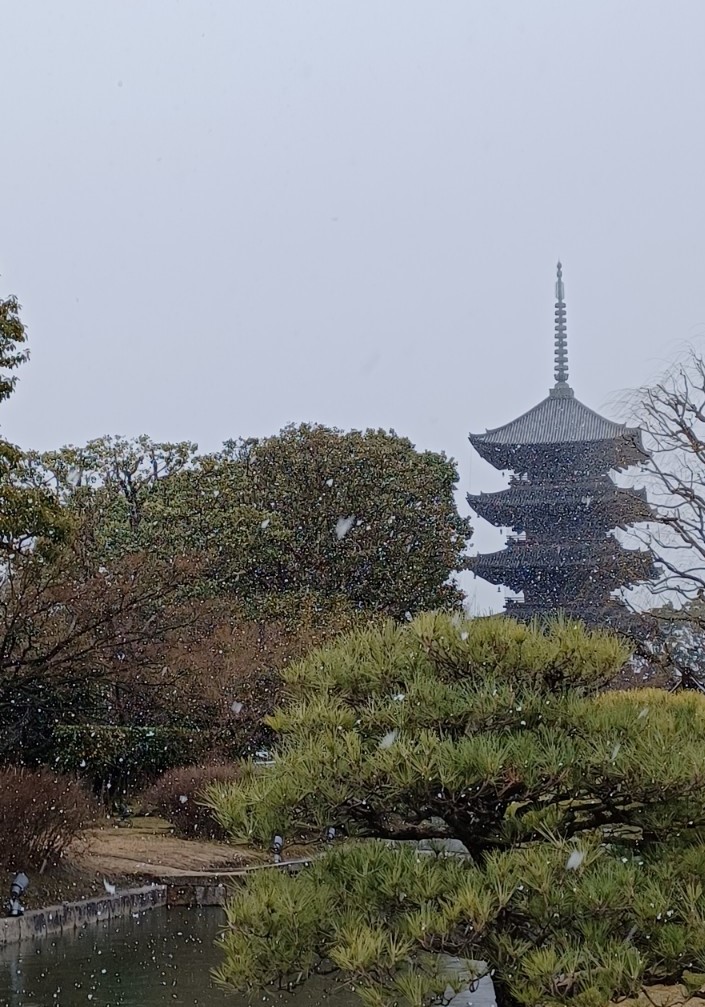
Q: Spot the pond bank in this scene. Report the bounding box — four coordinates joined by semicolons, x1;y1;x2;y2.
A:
0;884;166;947
0;817;317;939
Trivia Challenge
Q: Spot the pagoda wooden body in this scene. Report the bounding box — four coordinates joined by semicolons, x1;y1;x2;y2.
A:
467;264;656;624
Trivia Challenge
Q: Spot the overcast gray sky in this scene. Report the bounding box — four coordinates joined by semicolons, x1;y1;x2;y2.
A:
2;1;705;612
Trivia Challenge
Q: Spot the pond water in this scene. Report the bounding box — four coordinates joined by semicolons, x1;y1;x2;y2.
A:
0;908;358;1007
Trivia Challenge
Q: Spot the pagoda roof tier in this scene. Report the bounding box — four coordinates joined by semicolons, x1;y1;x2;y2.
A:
469;540;657;593
471;389;628;446
467;482;652;528
503;599;641;633
469;389;647;473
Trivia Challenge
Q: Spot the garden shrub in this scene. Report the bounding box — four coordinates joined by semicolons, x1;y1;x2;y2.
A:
141;762;239;839
53;724;214;796
0;767;95;869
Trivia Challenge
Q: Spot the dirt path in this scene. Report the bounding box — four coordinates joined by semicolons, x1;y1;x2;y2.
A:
11;819;315;910
70;819;264;879
69;818;316;881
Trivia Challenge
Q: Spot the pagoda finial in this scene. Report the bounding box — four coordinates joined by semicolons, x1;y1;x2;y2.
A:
552;260;571;394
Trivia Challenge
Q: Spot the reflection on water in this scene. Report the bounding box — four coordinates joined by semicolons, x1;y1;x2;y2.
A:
0;907;357;1007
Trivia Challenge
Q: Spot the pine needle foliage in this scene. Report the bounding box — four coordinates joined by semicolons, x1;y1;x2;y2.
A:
209;614;705;1005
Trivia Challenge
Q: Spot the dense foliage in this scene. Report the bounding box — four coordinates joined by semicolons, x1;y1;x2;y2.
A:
0;291;67;556
209;425;472;616
209;615;705;1006
5;419;470;774
207;614;630;849
30;425;471;618
54;725;214;796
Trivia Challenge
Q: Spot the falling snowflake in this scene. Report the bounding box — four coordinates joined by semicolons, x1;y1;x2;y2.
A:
325;478;334;487
261;519;270;529
566;850;585;871
379;730;399;750
231;701;243;715
179;795;188;804
335;516;355;540
103;878;116;895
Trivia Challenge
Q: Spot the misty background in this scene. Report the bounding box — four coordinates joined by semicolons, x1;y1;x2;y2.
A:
2;1;704;614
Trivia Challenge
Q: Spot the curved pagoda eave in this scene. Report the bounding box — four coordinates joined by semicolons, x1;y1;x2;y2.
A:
467;485;653;529
471;567;653;594
505;598;638;632
468;433;647;474
468;387;648;473
468;543;657;593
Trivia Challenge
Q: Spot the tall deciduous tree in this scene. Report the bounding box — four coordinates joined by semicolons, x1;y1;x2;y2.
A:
0;295;197;759
632;350;705;607
623;352;705;685
0;537;199;761
0;298;364;767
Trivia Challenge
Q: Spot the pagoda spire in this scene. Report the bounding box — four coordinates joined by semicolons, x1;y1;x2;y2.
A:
552;261;572;396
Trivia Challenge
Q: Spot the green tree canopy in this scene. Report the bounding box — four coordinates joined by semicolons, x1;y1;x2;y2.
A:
32;424;472;618
209;614;705;1006
215;425;472;616
25;434;198;563
0;290;67;555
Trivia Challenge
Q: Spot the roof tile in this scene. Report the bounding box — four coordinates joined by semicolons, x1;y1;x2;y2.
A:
469;391;640;446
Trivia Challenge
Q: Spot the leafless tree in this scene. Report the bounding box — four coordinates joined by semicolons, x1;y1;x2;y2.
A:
630;351;705;603
625;350;705;687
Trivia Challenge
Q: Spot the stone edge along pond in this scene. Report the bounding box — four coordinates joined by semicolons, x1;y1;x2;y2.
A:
0;855;315;951
0;884;166;947
0;855;315;948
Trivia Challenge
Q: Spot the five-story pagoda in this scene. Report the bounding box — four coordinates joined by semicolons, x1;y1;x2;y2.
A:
467;263;656;624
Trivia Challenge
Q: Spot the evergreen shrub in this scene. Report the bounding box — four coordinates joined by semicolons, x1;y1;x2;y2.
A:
207;614;705;1006
54;725;213;795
